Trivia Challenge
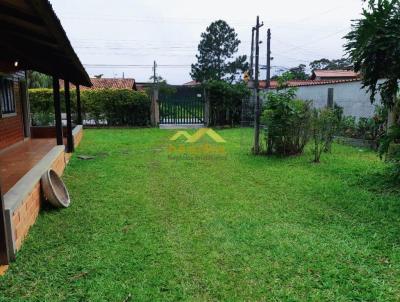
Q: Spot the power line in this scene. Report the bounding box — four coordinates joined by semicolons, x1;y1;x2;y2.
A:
84;64;192;69
279;27;350;55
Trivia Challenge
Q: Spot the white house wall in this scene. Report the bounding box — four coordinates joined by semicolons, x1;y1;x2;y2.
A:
294;81;381;119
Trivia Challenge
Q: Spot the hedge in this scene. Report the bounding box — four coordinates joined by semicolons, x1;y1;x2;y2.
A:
205;81;251;126
29;88;151;127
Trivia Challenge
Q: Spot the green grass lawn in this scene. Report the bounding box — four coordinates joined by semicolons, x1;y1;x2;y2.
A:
1;128;400;301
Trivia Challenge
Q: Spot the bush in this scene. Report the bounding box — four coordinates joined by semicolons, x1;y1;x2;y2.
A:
262;89;312;156
311;108;340;163
337;106;387;142
379;125;400;180
29;88;151;127
205;80;250;126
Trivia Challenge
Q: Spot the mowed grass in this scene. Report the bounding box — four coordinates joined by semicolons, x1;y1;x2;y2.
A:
1;128;400;301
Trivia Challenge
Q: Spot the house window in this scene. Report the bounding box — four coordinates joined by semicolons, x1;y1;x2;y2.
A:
0;78;16;115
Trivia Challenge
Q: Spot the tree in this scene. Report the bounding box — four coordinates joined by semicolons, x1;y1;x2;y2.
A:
311;108;340;163
191;20;248;83
289;64;309;80
344;0;400;109
27;71;52;88
205;80;250;126
345;0;400;178
147;75;176;96
309;58;352;71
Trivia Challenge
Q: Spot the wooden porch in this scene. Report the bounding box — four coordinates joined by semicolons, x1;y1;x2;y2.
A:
0;0;92;267
0;139;61;194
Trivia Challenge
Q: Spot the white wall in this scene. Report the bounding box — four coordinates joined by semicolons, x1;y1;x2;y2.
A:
294;81;381;119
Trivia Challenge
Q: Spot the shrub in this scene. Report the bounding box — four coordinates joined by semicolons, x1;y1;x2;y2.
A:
311;107;340;163
337;106;387;142
262;89;312;156
205;80;250;126
29;88;151;127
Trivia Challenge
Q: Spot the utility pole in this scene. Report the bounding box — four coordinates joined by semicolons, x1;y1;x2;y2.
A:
266;28;271;88
153;60;157;85
253;16;264;155
250;27;255;79
266;28;273;155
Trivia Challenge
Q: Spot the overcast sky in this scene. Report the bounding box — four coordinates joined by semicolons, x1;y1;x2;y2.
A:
50;0;364;84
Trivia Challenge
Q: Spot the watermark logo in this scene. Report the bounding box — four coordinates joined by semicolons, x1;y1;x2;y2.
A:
170;128;226;143
168;128;227;160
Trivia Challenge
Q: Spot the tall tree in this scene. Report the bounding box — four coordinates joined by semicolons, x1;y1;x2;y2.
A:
309;58;352;71
289;64;309;80
345;0;400;110
191;20;248;83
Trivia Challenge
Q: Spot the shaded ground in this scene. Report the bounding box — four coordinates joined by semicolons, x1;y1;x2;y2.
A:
1;128;399;301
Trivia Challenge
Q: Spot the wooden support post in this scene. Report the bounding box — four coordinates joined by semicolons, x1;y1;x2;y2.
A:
64;80;74;153
76;85;82;125
0;186;10;265
53;77;63;146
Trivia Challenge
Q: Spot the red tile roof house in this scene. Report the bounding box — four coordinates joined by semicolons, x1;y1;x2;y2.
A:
310;69;360;81
260;74;382;120
0;0;91;268
60;78;137;91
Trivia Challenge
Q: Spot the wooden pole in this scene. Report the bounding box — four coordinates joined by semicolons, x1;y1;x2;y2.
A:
0;186;9;265
253;16;263;155
64;80;74;153
266;29;271;88
53;77;63;146
76;85;82;125
250;27;255;79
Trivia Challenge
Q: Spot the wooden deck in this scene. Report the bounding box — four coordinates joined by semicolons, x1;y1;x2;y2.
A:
0;139;61;194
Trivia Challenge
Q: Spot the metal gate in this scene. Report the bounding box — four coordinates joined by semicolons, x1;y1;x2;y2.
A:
159;86;205;125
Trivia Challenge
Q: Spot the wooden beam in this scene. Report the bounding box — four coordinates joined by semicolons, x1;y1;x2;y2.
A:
0;26;59;50
53;77;63;146
64;80;74;153
0;0;38;19
0;186;10;265
0;11;51;38
0;44;83;85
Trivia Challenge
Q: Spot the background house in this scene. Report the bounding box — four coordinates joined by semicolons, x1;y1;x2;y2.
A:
310;70;360;81
60;78;137;91
260;78;381;119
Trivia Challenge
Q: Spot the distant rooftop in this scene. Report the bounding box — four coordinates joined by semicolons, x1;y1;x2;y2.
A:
60;78;136;90
311;70;360;80
259;78;361;89
182;80;201;86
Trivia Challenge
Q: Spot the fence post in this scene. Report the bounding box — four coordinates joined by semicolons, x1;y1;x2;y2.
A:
204;88;210;127
151;87;159;127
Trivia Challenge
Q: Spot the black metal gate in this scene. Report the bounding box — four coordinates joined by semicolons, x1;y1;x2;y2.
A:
159;86;205;125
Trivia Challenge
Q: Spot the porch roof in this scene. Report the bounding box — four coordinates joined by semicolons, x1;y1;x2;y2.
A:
0;0;91;87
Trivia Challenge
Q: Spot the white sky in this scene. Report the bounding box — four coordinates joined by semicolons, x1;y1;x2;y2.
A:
50;0;364;84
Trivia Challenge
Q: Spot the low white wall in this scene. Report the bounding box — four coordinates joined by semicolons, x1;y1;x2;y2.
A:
294;81;381;119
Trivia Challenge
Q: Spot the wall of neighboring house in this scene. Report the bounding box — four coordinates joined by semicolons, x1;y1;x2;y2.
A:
0;72;26;150
294;81;380;119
